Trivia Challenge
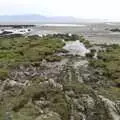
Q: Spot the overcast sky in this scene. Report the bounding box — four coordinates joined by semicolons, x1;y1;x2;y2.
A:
0;0;120;20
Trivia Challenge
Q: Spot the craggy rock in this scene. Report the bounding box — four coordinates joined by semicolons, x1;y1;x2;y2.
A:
35;112;62;120
99;95;120;120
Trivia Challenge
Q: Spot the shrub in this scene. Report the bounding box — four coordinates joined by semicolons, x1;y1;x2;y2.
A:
45;55;62;62
110;28;120;32
0;68;9;80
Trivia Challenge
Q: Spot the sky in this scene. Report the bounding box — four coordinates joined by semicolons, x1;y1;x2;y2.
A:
0;0;120;20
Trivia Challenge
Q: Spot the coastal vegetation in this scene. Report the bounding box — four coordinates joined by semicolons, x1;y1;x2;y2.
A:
0;36;65;66
110;28;120;32
0;33;119;120
89;44;120;100
0;34;90;67
0;34;85;120
0;25;35;28
44;33;91;48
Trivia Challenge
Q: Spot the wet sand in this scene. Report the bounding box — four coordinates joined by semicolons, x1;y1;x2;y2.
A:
32;23;120;44
1;22;120;44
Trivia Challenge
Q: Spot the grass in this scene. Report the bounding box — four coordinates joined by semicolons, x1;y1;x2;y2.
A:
89;44;120;100
79;35;92;48
64;82;92;97
86;49;96;58
44;33;80;41
0;34;90;68
0;77;70;120
0;36;65;67
44;34;91;48
0;68;9;80
0;34;92;120
98;87;120;100
89;45;120;78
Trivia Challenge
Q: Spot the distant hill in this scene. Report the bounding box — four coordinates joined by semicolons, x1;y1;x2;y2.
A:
0;14;107;23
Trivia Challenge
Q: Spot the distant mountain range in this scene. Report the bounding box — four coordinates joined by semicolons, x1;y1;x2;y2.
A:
0;14;107;23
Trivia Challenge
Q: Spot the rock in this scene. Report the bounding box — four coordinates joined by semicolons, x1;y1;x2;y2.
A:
9;80;18;87
73;60;88;69
2;79;29;90
65;94;71;102
4;111;13;120
24;72;30;76
73;98;85;111
31;72;38;77
116;101;120;113
19;65;25;70
74;112;86;120
65;90;75;97
35;111;61;120
48;79;55;86
99;95;120;120
48;79;63;90
80;94;95;110
41;59;47;66
34;99;50;108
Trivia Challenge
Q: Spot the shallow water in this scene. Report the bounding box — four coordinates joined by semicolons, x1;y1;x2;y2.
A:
63;40;90;56
37;24;87;27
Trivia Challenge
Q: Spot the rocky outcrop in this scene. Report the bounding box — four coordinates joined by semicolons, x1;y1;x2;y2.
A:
99;95;120;120
0;49;120;120
35;111;62;120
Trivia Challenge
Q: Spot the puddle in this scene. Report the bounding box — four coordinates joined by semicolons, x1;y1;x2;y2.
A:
63;40;90;56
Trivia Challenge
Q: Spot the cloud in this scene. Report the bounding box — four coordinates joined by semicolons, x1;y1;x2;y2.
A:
0;0;120;20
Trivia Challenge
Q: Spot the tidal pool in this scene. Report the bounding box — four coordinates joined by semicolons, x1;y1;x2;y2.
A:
63;40;90;56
